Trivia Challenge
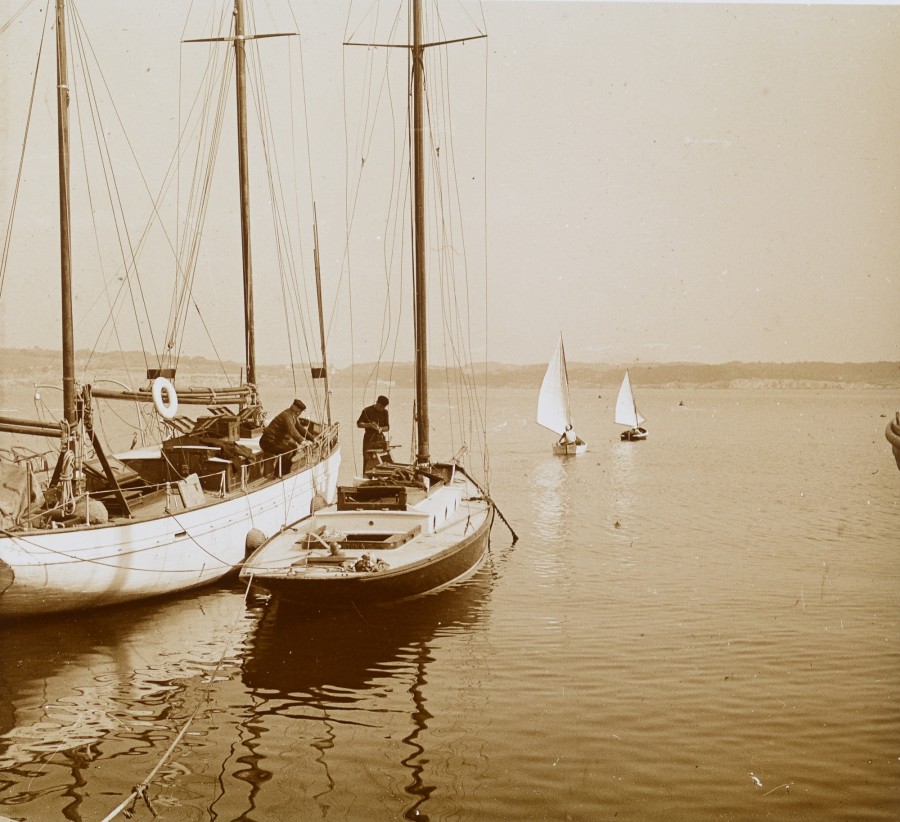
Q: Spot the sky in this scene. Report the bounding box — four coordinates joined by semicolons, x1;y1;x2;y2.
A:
1;0;899;368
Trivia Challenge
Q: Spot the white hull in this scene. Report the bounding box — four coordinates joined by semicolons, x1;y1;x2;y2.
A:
552;441;588;456
0;449;341;618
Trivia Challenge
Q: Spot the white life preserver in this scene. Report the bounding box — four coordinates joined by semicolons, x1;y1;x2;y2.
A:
152;376;179;419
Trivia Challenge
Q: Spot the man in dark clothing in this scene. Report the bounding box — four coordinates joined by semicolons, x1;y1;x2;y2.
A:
260;399;316;474
357;395;390;471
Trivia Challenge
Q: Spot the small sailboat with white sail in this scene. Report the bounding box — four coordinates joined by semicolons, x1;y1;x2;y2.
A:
615;370;648;441
537;335;587;456
241;0;503;610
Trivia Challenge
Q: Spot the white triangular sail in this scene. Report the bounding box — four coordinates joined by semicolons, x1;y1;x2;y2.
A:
615;370;646;428
537;335;574;435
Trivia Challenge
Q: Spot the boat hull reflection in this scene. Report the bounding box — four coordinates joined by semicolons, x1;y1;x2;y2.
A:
243;569;491;695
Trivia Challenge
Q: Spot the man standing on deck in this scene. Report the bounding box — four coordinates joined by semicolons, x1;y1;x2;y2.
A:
259;399;316;474
357;395;391;471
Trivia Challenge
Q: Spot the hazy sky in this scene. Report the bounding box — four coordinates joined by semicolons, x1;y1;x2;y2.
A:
1;0;898;367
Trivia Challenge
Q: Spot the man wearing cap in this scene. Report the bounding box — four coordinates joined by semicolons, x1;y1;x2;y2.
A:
357;395;391;471
259;398;316;474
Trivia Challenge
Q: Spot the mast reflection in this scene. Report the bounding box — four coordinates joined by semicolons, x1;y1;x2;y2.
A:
239;569;492;820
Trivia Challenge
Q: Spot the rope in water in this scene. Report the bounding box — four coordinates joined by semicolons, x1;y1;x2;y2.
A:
98;575;256;822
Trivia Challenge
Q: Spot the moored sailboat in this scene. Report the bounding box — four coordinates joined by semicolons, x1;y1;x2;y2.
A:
0;1;340;618
241;0;499;610
615;370;648;441
537;334;587;455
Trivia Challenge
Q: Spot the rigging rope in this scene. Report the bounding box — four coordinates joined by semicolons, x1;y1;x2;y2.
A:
0;0;50;303
0;0;35;35
68;4;158;372
341;2;493;481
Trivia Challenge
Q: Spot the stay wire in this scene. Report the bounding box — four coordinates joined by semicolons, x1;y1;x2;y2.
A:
0;0;49;303
339;5;405;469
0;0;34;35
68;4;159;373
173;39;234;373
246;31;318;396
161;1;233;370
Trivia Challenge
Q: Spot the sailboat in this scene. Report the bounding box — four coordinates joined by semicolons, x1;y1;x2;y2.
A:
537;335;587;455
615;370;648;441
241;0;498;610
0;1;340;618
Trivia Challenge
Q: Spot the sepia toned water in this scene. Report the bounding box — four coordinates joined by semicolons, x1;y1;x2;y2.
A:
0;386;897;821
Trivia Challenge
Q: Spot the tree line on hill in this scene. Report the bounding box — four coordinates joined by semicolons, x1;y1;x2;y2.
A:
1;348;897;389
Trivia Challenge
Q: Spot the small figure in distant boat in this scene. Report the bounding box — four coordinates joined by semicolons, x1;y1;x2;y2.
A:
558;424;584;448
357;395;391;471
259;398;316;473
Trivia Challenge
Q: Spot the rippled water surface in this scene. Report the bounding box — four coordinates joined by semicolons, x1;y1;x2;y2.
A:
1;387;897;821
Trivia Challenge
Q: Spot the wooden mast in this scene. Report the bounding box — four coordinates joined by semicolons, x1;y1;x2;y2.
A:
411;0;429;467
344;3;484;467
184;6;299;391
55;0;76;424
313;204;331;425
233;0;256;387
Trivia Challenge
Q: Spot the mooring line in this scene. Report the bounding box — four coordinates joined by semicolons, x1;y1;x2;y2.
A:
456;465;518;543
99;576;255;822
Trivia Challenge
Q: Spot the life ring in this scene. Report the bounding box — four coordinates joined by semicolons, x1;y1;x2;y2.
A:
152;376;179;419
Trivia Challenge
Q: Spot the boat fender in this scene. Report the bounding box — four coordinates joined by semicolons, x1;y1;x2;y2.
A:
0;557;14;595
74;497;109;525
245;528;266;556
152;377;179;419
310;493;328;514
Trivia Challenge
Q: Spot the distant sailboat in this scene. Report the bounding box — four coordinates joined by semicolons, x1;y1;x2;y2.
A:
537;336;587;455
615;370;648;441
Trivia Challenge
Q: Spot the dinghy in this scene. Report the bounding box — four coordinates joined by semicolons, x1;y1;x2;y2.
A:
615;370;648;441
537;335;587;455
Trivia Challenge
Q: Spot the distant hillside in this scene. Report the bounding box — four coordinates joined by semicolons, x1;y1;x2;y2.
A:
554;360;900;390
332;360;900;389
1;348;898;389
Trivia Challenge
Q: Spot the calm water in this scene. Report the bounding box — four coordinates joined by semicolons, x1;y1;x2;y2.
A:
0;387;897;821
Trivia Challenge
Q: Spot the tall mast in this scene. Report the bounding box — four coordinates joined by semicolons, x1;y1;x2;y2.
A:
411;0;429;466
312;205;331;425
55;0;76;424
233;0;256;387
185;6;299;390
345;1;484;465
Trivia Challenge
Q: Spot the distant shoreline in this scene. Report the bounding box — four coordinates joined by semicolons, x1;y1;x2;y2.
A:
1;348;898;390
